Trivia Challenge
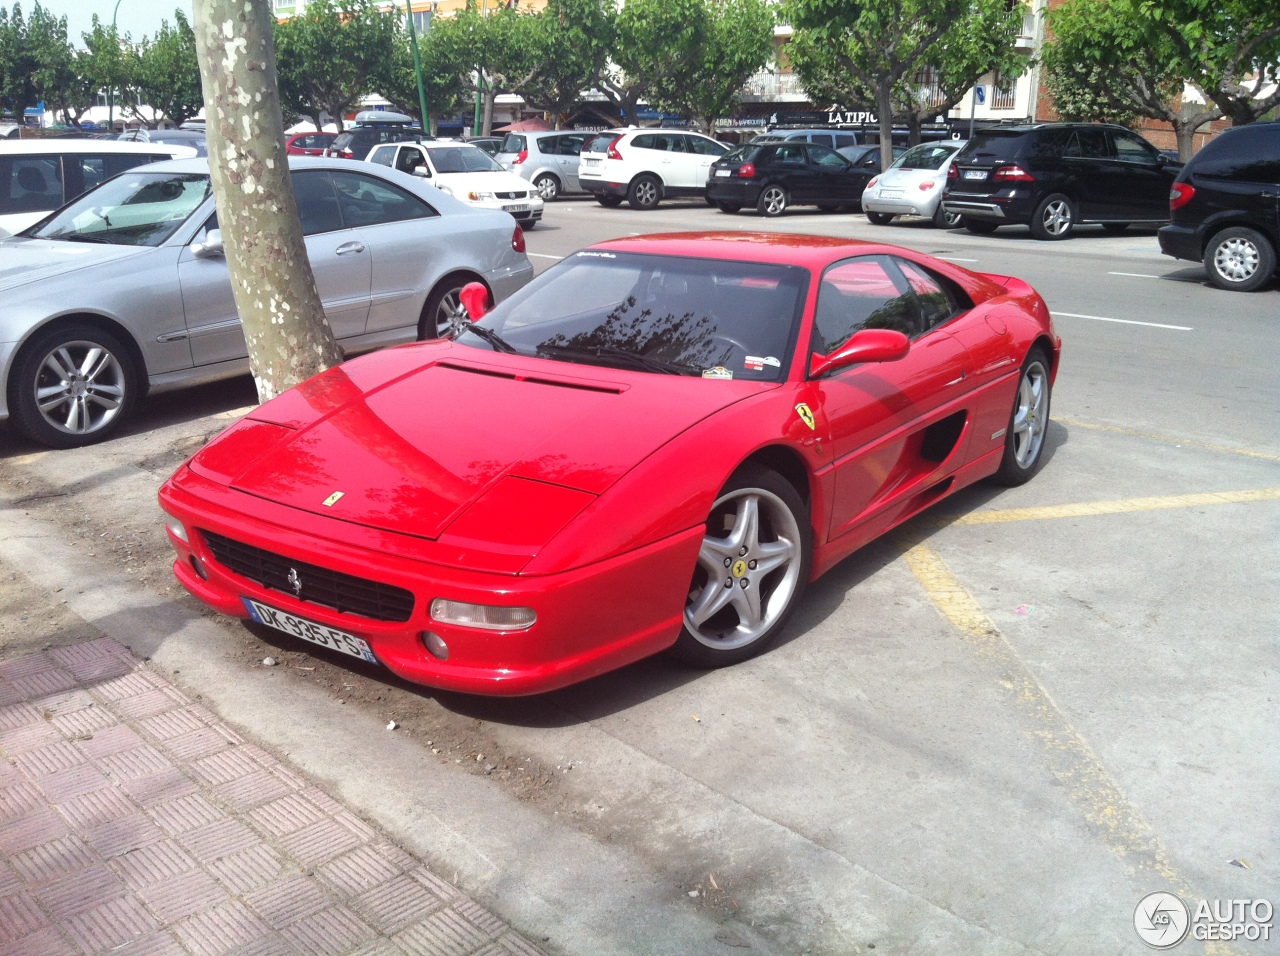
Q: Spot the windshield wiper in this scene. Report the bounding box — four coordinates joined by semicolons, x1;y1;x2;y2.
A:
536;343;699;376
457;323;520;354
50;233;114;244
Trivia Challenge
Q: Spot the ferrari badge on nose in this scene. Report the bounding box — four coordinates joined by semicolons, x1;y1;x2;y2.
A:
795;404;816;430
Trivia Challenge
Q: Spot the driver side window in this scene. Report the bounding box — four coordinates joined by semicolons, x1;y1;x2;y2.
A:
813;256;919;358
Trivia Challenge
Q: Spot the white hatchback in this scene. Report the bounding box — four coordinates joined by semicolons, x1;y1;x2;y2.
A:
577;128;729;210
0;139;198;238
366;141;544;228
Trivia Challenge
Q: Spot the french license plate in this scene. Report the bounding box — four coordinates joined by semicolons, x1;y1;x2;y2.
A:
962;169;987;180
881;189;904;198
584;158;600;166
715;169;731;177
242;597;378;664
503;204;529;213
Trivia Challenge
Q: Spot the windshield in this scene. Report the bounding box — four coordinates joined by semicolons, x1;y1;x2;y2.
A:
427;147;504;173
892;143;959;170
455;251;808;381
29;171;210;246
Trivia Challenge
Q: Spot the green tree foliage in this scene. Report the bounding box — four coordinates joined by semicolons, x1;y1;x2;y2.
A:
517;0;614;127
785;0;969;167
377;17;469;131
274;0;396;131
135;11;203;127
598;0;705;124
27;4;94;127
430;5;541;135
0;3;41;120
81;15;135;130
650;0;774;133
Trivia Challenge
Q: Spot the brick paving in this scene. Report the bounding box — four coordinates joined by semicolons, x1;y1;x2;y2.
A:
0;639;547;956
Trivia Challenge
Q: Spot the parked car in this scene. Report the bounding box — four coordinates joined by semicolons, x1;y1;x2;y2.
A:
495;130;593;201
466;137;505;158
365;141;544;228
1158;122;1280;292
158;231;1059;695
753;128;867;150
286;132;338;156
323;111;424;160
941;122;1180;239
578;128;729;209
707;141;891;216
117;128;208;156
0;156;534;448
862;140;967;228
0;139;197;238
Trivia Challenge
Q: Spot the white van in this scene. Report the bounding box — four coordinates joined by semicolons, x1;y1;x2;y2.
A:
0;139;197;238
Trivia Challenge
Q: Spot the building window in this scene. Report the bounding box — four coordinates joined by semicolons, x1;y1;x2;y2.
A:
991;72;1017;111
406;9;433;30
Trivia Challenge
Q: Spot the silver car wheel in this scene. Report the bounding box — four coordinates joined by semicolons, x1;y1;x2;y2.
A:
1011;358;1049;469
633;179;658;206
1213;236;1260;282
433;287;466;338
943;209;962;227
33;340;127;437
1041;199;1072;236
759;186;787;216
684;487;803;651
534;174;559;201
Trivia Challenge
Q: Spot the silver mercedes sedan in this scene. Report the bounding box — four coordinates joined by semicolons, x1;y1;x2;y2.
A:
0;156;534;448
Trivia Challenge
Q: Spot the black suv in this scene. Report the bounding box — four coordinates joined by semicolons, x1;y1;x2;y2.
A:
942;123;1179;239
324;113;426;161
1158;122;1280;292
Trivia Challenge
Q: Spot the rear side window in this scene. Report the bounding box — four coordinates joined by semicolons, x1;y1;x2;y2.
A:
957;132;1027;163
0;155;62;215
368;145;396;166
688;136;728;156
584;133;620;153
809;133;834;148
501;133;526;153
808;145;848;168
632;134;677;151
1191;127;1280;183
331;132;355;152
1066;129;1110;158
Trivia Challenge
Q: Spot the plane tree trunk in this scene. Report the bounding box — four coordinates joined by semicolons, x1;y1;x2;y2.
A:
191;0;342;404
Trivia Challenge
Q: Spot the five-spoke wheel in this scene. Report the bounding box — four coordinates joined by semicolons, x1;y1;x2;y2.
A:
420;276;479;339
992;347;1052;486
1030;193;1076;240
757;185;788;217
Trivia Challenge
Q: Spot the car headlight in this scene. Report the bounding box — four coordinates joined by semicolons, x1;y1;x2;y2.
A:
160;506;188;543
430;599;536;631
468;191;496;201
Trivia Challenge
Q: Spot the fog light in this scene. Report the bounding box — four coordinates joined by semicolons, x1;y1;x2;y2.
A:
421;631;449;660
164;514;188;543
430;599;536;630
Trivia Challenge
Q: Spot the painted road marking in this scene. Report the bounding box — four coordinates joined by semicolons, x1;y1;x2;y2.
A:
903;541;1236;954
1051;311;1193;331
1058;417;1280;463
952;487;1280;526
527;253;564;260
1108;271;1160;278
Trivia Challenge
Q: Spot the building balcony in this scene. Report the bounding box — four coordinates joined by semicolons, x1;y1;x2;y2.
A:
740;72;808;103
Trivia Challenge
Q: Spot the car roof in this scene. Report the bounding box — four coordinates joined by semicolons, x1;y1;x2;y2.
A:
590;231;900;267
0;139;197;156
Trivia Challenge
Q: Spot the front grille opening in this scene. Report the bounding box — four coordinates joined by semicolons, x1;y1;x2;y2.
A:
200;531;414;623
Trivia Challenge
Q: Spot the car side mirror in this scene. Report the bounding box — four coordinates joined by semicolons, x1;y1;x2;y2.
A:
459;281;492;321
810;328;910;377
191;228;224;259
413;165;430;177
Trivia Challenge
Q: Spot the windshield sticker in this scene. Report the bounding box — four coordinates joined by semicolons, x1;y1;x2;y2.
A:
745;355;780;371
703;366;734;380
576;251;617;258
795;403;816;430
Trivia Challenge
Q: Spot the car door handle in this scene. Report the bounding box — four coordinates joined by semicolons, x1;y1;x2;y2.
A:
335;241;365;256
945;371;966;386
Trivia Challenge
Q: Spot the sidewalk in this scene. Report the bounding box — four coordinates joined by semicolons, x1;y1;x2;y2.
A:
0;637;546;956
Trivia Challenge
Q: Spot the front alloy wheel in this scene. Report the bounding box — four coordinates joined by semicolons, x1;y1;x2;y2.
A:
1204;227;1275;292
992;347;1052;486
671;465;811;667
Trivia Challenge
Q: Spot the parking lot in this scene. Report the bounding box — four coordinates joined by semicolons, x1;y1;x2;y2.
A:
1;200;1276;955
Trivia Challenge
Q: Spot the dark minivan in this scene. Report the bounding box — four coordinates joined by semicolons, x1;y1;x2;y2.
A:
942;123;1179;239
1158;122;1280;292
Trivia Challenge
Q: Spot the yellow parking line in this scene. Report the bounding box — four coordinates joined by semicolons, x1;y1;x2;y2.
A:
1059;417;1280;463
953;487;1280;526
903;542;1234;952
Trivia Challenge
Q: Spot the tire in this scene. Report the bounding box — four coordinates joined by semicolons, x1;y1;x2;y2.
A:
1203;226;1276;292
1029;193;1076;240
932;204;962;228
669;463;812;668
757;184;788;217
963;217;999;234
866;211;893;225
716;201;741;214
419;274;479;339
10;322;138;449
533;174;560;202
1100;222;1129;234
596;194;623;208
990;346;1052;487
627;174;662;210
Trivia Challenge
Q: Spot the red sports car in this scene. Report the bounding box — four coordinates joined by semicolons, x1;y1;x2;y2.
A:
285;132;337;156
159;233;1059;695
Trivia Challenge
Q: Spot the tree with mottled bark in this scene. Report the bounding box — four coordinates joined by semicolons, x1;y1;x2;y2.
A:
192;0;341;403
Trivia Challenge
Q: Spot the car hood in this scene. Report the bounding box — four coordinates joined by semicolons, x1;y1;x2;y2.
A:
211;346;770;541
0;238;148;292
433;170;535;195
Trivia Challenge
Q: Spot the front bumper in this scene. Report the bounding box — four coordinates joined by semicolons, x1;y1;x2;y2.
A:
1158;223;1200;262
160;467;700;696
458;195;544;224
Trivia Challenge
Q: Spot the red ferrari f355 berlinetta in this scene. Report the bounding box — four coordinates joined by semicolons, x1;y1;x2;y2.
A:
159;232;1060;695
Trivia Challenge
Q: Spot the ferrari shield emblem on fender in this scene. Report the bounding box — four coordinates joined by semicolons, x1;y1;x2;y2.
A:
795;403;816;431
321;491;345;507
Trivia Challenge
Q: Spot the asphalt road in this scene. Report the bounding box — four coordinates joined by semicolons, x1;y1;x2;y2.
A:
1;198;1276;956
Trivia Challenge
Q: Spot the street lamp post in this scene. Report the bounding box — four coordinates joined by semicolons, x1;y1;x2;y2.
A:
108;0;124;133
401;0;430;133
